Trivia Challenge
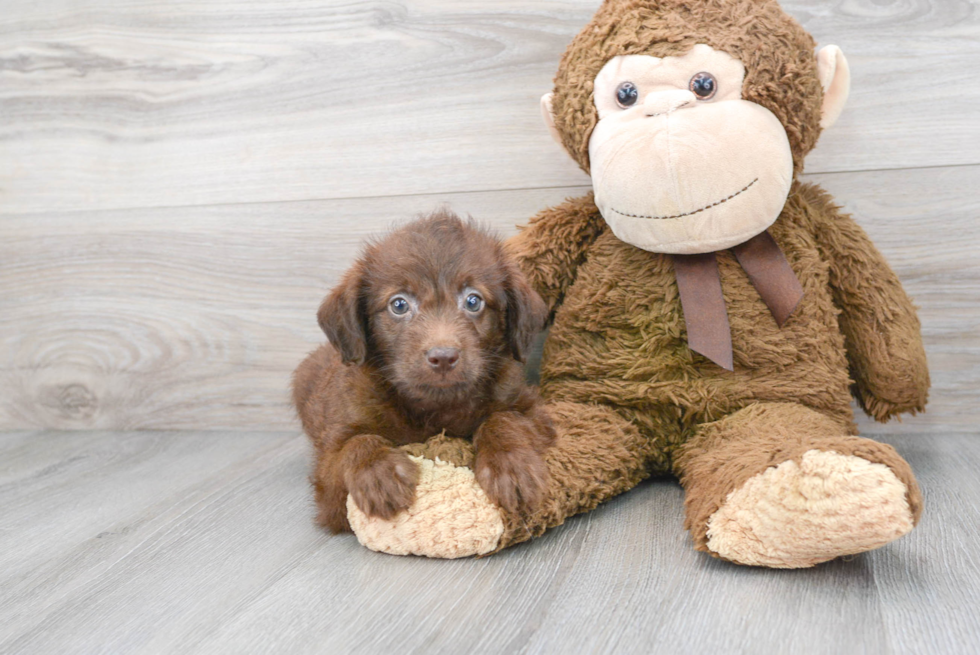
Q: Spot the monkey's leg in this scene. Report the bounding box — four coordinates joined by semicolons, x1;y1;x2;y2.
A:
346;401;656;557
675;402;923;568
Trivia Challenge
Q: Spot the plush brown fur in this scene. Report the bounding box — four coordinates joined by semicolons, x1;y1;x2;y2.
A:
293;211;554;533
389;0;929;562
489;181;928;553
551;0;823;177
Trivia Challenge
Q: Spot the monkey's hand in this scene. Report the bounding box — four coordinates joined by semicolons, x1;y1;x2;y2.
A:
802;183;930;421
346;441;506;559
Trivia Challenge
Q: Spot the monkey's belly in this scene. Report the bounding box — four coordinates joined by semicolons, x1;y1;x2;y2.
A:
538;224;855;453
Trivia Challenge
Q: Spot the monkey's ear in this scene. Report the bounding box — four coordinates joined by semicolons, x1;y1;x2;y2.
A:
505;264;548;363
317;263;368;364
817;45;850;130
540;92;566;150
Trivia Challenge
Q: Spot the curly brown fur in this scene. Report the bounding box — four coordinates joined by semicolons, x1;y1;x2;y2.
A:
293;211;555;532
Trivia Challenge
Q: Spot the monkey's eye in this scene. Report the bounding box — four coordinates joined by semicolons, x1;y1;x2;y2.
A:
689;72;717;100
615;81;639;108
389;296;410;316
463;293;484;313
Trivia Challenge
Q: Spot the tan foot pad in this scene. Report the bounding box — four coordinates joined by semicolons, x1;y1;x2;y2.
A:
706;450;914;568
347;456;504;558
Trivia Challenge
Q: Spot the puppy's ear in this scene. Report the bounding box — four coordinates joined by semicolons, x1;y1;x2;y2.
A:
504;263;548;363
318;262;369;364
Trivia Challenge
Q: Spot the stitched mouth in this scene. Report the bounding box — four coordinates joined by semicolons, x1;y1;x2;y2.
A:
610;178;759;220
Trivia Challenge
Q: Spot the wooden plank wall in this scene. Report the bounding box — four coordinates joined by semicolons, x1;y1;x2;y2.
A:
1;0;978;433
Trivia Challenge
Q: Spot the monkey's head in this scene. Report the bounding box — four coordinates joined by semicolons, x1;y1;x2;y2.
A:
542;0;850;254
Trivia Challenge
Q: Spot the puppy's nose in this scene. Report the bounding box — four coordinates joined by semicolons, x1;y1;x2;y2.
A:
426;347;459;373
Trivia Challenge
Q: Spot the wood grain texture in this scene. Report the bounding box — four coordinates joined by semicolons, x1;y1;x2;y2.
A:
1;430;977;654
0;186;583;431
1;0;978;213
2;165;977;432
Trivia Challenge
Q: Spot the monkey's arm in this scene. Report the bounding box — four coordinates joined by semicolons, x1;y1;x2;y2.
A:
802;184;930;421
505;193;605;318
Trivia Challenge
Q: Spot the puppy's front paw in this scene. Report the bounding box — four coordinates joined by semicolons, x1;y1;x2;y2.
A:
345;449;419;520
475;448;549;515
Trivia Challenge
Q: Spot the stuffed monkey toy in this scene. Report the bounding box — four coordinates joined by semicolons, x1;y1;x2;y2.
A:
346;0;929;568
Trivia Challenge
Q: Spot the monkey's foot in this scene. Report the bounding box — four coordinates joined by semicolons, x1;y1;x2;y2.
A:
705;450;915;568
347;456;504;558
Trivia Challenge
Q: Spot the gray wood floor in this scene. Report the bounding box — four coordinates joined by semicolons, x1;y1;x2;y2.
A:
1;429;978;655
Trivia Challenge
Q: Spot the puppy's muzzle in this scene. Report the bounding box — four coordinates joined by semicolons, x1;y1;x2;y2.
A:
426;347;460;374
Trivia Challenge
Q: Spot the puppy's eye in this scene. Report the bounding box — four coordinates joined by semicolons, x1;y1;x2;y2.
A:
689;72;717;100
463;293;484;313
389;296;410;316
615;81;639;108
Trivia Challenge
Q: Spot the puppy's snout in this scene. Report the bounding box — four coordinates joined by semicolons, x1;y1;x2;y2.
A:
426;347;459;373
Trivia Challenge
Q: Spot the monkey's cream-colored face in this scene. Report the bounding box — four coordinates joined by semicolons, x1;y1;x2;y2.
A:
587;44;794;254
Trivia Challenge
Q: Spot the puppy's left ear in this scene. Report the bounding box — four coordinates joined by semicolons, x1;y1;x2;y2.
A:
505;264;548;363
318;261;369;364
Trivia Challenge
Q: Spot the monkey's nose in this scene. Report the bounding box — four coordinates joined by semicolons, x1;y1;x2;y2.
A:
426;347;460;373
643;90;697;117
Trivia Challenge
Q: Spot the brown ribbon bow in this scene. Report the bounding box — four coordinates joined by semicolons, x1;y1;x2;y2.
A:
671;230;804;371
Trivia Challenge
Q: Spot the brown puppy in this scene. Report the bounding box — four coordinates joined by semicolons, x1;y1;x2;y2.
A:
293;210;555;533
